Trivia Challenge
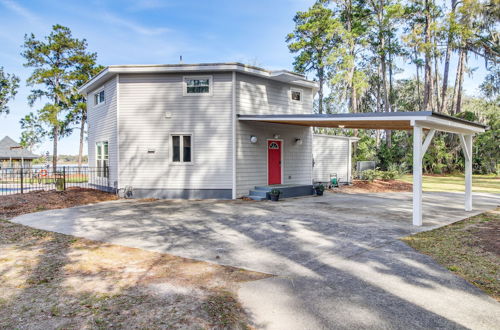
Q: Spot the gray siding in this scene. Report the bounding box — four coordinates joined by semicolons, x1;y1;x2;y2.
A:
87;77;118;186
237;73;313;115
236;121;313;197
235;73;315;197
312;135;352;183
117;73;233;191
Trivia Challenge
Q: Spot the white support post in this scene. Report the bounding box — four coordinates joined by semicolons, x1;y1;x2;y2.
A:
421;129;436;155
413;126;423;226
464;135;473;211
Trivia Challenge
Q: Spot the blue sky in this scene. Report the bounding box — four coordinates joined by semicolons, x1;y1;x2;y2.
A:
0;0;489;155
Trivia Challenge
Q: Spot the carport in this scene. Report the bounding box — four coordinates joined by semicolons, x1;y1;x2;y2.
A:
238;111;488;226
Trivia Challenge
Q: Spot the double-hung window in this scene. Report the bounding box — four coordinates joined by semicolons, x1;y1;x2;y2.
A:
171;134;192;163
96;141;109;177
183;76;212;95
94;90;105;106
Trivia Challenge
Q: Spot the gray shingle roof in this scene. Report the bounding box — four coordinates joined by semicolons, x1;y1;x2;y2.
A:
0;136;39;160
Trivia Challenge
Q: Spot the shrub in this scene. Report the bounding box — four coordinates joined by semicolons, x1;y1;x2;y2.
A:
270;188;281;196
315;183;325;192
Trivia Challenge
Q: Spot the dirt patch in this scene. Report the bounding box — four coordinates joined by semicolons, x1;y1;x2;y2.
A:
402;208;500;301
0;219;270;329
330;179;413;193
0;188;118;219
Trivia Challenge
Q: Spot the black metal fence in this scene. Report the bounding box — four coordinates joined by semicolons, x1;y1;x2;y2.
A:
0;166;115;196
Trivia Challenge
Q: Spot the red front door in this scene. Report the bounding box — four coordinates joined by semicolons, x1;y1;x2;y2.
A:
268;140;282;185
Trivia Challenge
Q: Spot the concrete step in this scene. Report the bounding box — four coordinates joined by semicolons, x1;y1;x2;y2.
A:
248;195;267;201
249;190;268;198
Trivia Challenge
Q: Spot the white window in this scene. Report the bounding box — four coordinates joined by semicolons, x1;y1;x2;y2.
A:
96;141;109;177
291;88;302;102
94;90;105;106
183;76;212;96
171;134;192;163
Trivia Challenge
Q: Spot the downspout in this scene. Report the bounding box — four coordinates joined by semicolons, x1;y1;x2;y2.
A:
232;71;237;199
116;74;120;193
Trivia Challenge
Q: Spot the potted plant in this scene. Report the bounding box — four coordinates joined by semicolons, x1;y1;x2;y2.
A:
269;188;281;201
315;184;325;196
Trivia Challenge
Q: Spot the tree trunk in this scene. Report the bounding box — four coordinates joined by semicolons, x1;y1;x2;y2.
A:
78;112;86;169
451;48;465;114
440;0;457;113
423;0;433;110
455;51;467;114
415;47;422;110
434;52;441;111
52;125;58;172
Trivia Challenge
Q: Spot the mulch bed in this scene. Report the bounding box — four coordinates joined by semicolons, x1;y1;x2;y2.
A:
330;179;413;193
0;188;119;219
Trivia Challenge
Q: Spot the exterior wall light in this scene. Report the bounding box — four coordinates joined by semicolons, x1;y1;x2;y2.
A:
250;135;258;144
295;138;303;145
273;134;280;139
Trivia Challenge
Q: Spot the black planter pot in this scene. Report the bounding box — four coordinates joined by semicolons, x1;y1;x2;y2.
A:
315;189;324;196
270;194;280;201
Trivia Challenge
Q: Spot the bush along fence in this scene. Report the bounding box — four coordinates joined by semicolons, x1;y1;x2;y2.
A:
0;166;115;196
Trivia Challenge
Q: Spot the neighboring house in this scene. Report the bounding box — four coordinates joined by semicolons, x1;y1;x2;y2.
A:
78;63;354;199
0;136;39;168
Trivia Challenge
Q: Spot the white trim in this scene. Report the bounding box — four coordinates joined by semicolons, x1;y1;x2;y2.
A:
290;87;303;103
231;71;236;199
458;134;472;161
463;135;473;211
182;75;213;96
412;126;423;226
169;133;194;165
116;74;120;189
266;139;284;185
77;63;318;95
421;129;436;156
313;134;360;142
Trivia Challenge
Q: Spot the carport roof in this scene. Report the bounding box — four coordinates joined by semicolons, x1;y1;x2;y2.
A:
238;111;487;135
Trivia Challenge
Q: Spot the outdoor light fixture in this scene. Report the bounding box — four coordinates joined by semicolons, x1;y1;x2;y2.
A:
295;138;303;145
250;135;258;144
273;134;280;139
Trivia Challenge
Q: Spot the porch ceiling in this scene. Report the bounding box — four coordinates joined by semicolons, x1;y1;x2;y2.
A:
238;111;487;135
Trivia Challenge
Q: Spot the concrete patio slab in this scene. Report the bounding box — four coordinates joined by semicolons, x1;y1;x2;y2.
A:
10;191;500;329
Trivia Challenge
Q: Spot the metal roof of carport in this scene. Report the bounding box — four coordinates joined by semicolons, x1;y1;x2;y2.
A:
238;111;487;135
239;111;487;227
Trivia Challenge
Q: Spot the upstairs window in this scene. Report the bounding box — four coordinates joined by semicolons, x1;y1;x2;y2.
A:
171;134;192;163
184;76;212;95
291;88;302;102
94;90;105;106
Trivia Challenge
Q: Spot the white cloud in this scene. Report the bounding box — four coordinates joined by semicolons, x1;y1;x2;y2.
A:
101;12;170;36
127;0;173;11
0;0;40;23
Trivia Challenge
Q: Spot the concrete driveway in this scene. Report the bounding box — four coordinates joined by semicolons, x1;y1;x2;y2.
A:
11;191;500;329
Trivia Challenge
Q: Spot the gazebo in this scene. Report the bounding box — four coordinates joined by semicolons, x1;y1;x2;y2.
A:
0;136;39;168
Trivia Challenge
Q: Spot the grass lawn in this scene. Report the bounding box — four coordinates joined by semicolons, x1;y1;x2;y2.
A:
401;174;500;194
402;208;500;301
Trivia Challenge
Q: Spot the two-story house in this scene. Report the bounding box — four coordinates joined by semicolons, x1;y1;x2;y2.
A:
78;63;356;199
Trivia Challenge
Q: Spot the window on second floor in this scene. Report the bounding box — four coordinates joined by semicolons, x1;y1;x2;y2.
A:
184;76;212;95
94;90;105;106
291;88;302;102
